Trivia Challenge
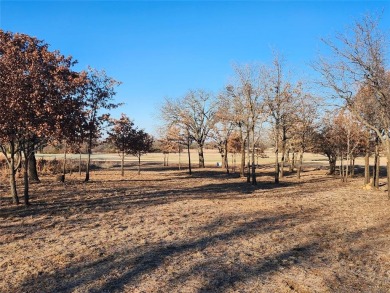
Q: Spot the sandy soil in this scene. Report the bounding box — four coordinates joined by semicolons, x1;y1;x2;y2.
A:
0;165;389;293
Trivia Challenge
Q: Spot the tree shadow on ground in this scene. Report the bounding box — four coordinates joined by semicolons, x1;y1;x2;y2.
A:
0;169;340;222
15;209;324;293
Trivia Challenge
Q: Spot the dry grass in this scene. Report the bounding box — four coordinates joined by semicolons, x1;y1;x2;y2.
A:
0;163;389;293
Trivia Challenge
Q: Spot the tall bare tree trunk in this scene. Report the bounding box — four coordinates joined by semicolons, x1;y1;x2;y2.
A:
28;151;40;183
364;153;370;185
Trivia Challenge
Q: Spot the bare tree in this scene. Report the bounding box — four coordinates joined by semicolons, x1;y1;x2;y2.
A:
211;93;235;173
264;54;298;184
293;92;320;179
316;14;390;197
160;90;217;168
227;64;267;184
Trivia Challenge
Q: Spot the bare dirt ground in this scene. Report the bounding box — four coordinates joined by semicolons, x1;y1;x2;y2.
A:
0;164;389;293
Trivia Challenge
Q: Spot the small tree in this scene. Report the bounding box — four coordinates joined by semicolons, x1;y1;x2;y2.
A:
129;130;154;175
81;67;121;182
106;114;136;177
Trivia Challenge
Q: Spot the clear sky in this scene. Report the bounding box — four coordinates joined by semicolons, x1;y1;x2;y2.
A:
1;1;389;135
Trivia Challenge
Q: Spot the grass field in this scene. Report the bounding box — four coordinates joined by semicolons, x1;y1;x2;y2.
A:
0;151;389;292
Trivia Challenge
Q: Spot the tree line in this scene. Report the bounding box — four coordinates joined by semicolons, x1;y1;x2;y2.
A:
0;30;153;205
158;14;390;199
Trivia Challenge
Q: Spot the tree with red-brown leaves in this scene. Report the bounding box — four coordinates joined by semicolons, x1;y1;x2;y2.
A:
106;114;136;177
0;30;86;205
128;129;154;175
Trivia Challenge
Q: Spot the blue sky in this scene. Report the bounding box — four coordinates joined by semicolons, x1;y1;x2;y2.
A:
1;1;389;135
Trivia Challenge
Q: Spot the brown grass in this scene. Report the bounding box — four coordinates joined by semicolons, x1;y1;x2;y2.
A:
0;163;389;293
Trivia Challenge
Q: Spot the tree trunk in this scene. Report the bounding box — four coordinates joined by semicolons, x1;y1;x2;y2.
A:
23;155;30;206
61;143;67;183
9;144;19;204
364;153;370;185
28;152;40;183
328;154;336;175
247;131;251;183
224;140;229;174
275;139;279;184
289;151;295;173
240;140;245;177
345;154;349;183
339;153;344;181
85;150;91;182
297;151;303;179
372;142;380;189
187;139;192;175
121;152;125;177
280;147;285;178
387;140;390;200
85;135;92;182
198;144;205;168
251;125;256;185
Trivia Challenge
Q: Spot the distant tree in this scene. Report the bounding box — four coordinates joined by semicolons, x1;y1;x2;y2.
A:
293;93;320;179
128;130;154;175
160;90;217;168
106;114;136;177
158;125;182;167
212;92;235;173
312;114;339;175
332;109;365;182
0;30;86;205
81;67;121;182
227;131;241;173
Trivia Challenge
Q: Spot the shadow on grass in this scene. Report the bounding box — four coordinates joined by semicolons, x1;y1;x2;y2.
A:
0;168;339;222
15;210;324;293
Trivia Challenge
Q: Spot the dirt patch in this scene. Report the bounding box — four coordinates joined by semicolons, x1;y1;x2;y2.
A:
0;167;389;292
